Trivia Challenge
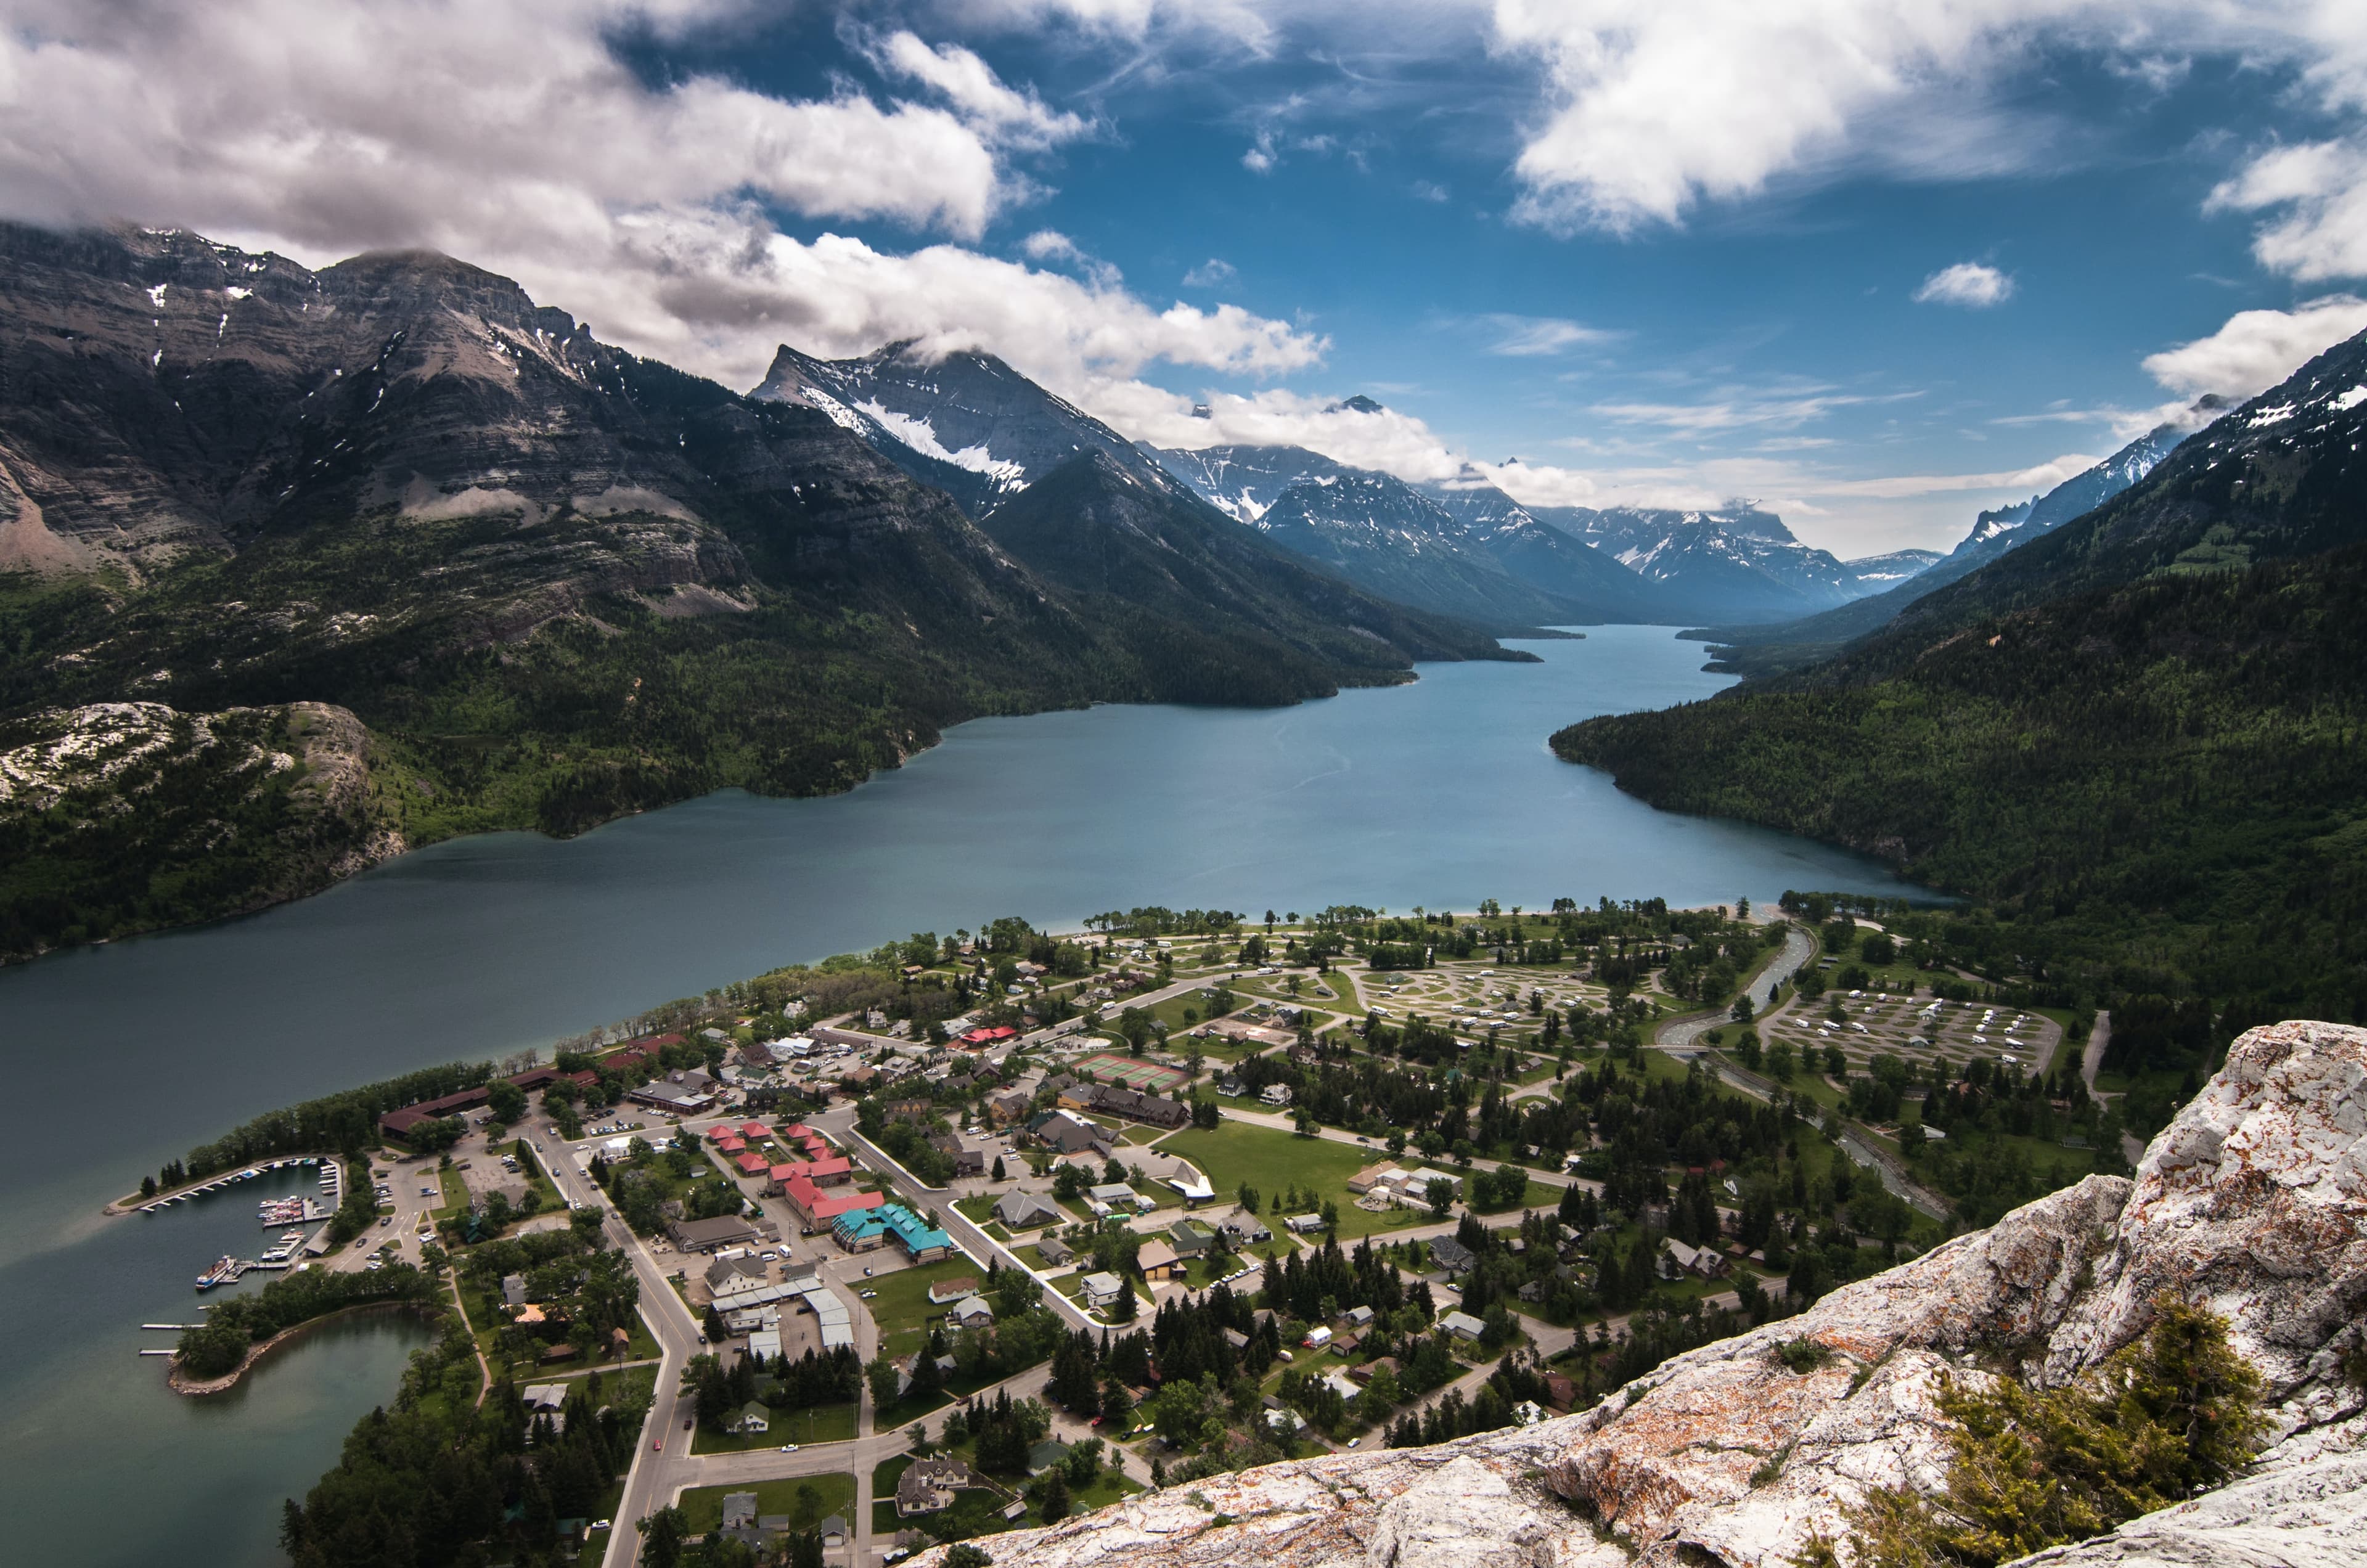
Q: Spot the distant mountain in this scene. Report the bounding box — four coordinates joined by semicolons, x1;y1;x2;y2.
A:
974;452;1529;698
1526;502;1903;622
1688;420;2193;675
1148;445;1669;626
753;341;1154;517
0;223;1522;960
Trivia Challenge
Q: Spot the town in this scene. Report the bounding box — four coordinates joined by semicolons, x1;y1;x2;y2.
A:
144;896;2115;1568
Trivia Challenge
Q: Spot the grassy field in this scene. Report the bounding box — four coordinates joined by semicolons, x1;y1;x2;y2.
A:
866;1255;991;1358
1158;1122;1426;1241
953;1194;999;1227
677;1472;856;1535
690;1400;859;1453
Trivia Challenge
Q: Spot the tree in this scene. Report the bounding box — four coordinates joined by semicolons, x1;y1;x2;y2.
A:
867;1354;902;1410
639;1506;686;1568
991;1156;1007;1183
942;1546;994;1568
488;1080;528;1124
1425;1177;1457;1219
1037;1467;1071;1523
1113;1275;1139;1322
1730;994;1756;1025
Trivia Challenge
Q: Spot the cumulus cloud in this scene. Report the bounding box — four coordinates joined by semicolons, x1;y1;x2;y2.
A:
2140;293;2367;400
1913;261;2016;306
1480;1;2367;242
0;0;1323;399
2209;138;2367;282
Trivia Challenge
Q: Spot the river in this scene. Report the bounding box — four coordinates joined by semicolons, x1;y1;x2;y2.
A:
0;625;1926;1564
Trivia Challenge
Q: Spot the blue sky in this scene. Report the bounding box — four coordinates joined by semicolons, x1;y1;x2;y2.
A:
10;1;2367;555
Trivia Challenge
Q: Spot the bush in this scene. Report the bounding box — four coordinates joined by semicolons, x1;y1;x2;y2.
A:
1801;1297;2268;1568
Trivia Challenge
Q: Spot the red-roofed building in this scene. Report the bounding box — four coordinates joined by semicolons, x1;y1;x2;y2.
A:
734;1150;768;1176
705;1125;738;1144
780;1173;885;1231
738;1120;769;1139
764;1154;853;1193
717;1137;746;1155
779;1123;817;1141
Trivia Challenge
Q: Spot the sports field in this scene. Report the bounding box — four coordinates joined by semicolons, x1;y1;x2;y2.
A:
1074;1053;1188;1092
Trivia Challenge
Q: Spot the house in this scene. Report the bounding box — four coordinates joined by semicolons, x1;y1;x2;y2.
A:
927;1276;980;1305
1259;1083;1293;1106
501;1273;528;1309
1220;1213;1272;1246
926;1130;986;1178
1137;1239;1183;1281
1428;1236;1477;1275
987;1090;1033;1125
704;1254;766;1292
1661;1236;1731;1280
1036;1234;1076;1266
1263;1403;1306;1435
1208;1018;1298;1050
947;1294;996;1329
992;1190;1061;1230
817;1515;848;1548
1167;1219;1217;1257
719;1493;759;1534
1284;1212;1327;1235
1026;1439;1071;1476
1542;1373;1578;1412
729;1401;771;1435
667;1214;761;1253
1348;1355;1400;1387
1024;1109;1113;1159
1079;1272;1126;1309
1439;1310;1487;1341
896;1456;975;1516
1087;1182;1143;1211
1346;1162;1399;1195
1342;1305;1375;1329
522;1383;568;1413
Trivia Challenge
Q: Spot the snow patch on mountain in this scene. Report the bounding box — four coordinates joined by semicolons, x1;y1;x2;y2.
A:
852;401;1027;491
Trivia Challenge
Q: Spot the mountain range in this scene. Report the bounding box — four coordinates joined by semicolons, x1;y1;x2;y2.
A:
0;222;1515;958
1685;419;2191;676
753;345;1945;629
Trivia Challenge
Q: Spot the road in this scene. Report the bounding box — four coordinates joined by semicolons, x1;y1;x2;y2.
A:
1656;923;1817;1053
2081;1010;2112;1095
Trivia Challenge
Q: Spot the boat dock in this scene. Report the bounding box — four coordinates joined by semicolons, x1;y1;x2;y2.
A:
136;1155;330;1215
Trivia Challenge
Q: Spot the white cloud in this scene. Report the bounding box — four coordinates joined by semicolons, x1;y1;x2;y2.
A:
1479;2;2367;240
1588;386;1911;434
2209;138;2367;282
2136;293;2367;409
1913;261;2016;307
1480;314;1616;356
1182;258;1238;287
925;0;1276;50
865;28;1091;149
1242;130;1278;173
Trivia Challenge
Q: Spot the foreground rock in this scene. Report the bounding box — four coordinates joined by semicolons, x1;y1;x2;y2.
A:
920;1021;2367;1568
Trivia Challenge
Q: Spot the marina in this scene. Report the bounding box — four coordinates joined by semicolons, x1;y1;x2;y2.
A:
136;1154;339;1216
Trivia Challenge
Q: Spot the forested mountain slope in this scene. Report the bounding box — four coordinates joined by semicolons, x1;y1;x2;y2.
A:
0;223;1515;959
1551;330;2367;1016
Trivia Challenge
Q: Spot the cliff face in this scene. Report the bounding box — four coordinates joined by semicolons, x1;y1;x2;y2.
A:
927;1021;2367;1568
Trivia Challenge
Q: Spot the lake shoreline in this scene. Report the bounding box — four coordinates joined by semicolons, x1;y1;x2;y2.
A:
166;1300;444;1397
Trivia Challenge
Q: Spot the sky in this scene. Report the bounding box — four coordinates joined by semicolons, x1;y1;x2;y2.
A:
6;2;2367;556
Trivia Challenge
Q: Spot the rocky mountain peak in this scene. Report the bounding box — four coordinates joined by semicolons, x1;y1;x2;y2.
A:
915;1020;2367;1568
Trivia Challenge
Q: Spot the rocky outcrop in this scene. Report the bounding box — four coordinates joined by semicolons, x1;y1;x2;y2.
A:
922;1022;2367;1568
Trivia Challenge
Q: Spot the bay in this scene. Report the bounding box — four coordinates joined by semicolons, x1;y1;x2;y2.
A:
0;625;1924;1564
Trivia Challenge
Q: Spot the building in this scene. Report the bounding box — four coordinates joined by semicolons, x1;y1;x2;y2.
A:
1136;1239;1182;1281
1088;1182;1150;1212
946;1294;996;1329
629;1078;714;1116
1661;1237;1730;1280
1429;1236;1477;1275
897;1456;975;1515
667;1214;761;1253
1346;1162;1397;1195
1080;1272;1126;1309
502;1273;528;1309
1349;1355;1400;1387
992;1190;1061;1230
831;1204;955;1262
1167;1219;1217;1257
1343;1304;1375;1329
1207;1018;1297;1049
1221;1213;1272;1246
1439;1310;1487;1341
1077;1084;1192;1130
1260;1084;1294;1107
928;1276;979;1305
1037;1234;1076;1266
704;1254;766;1292
1284;1212;1327;1235
780;1172;885;1232
926;1130;986;1178
729;1401;771;1434
1024;1109;1114;1159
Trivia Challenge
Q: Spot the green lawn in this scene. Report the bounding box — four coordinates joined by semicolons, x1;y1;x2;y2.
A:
865;1256;992;1357
690;1400;859;1453
677;1472;855;1535
953;1195;999;1227
1159;1122;1424;1241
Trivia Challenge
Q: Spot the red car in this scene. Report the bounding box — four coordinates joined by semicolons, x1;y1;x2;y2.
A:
653;1437;663;1452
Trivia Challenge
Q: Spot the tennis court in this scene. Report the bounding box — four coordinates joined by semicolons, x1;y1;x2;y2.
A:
1074;1053;1189;1093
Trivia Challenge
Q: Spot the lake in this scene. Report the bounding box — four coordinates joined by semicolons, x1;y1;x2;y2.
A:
0;624;1925;1564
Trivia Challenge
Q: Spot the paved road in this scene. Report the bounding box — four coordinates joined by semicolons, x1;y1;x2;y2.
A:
2081;1010;2112;1095
1657;924;1817;1053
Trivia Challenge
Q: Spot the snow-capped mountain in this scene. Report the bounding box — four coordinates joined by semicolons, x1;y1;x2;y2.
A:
752;341;1155;517
1844;549;1946;588
1150;445;1672;626
1523;503;1909;621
